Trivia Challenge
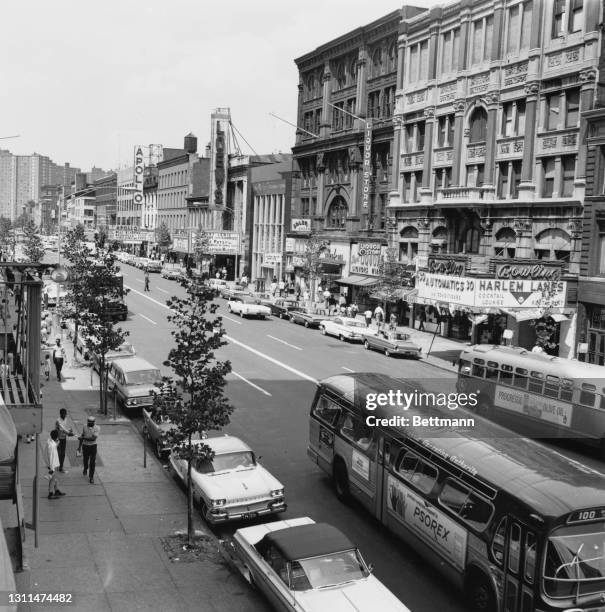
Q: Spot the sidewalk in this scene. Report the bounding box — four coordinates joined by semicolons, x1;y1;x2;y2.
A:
1;359;269;612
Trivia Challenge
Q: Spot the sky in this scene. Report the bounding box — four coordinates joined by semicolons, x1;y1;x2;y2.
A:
1;0;439;172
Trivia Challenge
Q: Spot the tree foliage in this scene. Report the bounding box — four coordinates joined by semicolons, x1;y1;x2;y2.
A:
157;222;172;251
23;220;44;264
374;247;412;307
152;279;234;545
192;227;209;264
0;217;14;259
301;231;328;295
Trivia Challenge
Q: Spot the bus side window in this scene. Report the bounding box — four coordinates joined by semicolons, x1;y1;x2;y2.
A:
486;361;499;380
544;375;559;399
600;395;605;411
524;532;536;584
513;368;528;389
508;523;521;574
500;365;513;386
560;379;574;402
579;383;596;407
459;359;471;375
395;451;438;494
339;412;373;452
528;371;544;394
439;479;493;530
472;364;486;378
491;516;507;565
314;396;341;426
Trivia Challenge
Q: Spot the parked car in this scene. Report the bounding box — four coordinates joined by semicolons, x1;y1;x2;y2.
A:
229;517;410;612
139;258;162;272
91;341;136;370
169;435;286;524
108;356;162;413
363;330;422;358
206;278;228;295
100;300;128;322
65;321;136;364
161;263;184;280
142;406;174;458
220;283;250;300
289;308;329;329
319;317;367;342
228;296;272;319
266;298;303;320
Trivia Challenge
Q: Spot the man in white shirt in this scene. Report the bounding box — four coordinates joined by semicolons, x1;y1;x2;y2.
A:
52;339;66;382
78;416;100;484
55;408;74;473
44;430;65;499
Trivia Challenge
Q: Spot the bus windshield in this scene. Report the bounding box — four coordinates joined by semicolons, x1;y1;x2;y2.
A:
544;523;605;598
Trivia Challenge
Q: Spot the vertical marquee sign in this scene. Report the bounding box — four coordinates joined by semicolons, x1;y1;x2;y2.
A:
209;108;230;210
362;120;373;209
133;145;144;206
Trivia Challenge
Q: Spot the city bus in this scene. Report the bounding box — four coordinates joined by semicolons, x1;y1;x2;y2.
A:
307;372;605;612
456;345;605;454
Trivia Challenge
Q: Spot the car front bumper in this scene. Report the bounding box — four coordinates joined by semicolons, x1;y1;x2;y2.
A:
205;499;287;524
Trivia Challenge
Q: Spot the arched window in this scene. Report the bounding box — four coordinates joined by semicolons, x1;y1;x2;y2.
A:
306;75;316;101
431;226;448;253
535;228;572;261
495;227;517;243
327;197;348;229
335;63;346;90
494;227;517;257
456;214;481;254
349;59;358;84
469;108;488;143
372;48;383;76
400;226;419;262
388;43;397;72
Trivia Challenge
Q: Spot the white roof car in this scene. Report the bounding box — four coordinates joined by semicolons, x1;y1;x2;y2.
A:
320;317;367;342
230;517;411;612
169;435;286;524
227;296;271;319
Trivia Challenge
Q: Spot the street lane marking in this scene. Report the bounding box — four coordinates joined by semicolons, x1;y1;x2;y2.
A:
267;335;302;351
157;287;170;294
232;371;272;396
134;278;143;283
125;286;318;383
139;313;157;325
341;366;354;372
222;314;242;325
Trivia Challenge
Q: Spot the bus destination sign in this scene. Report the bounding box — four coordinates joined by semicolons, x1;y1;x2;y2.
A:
567;507;605;524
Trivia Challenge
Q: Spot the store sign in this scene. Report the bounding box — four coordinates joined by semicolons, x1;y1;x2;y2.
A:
292;256;306;267
206;231;240;255
209;110;230;209
172;237;189;252
285;238;295;252
291;218;311;233
264;253;282;265
362;120;372;208
427;256;466;277
387;476;467;571
495;263;562;281
494;385;572;427
417;271;567;308
133;145;144;205
350;242;385;277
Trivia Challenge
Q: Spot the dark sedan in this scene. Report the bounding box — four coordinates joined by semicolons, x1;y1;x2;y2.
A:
289;308;329;329
266;299;303;319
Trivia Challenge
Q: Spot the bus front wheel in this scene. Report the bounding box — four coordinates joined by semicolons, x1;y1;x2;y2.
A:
333;459;350;502
466;574;496;612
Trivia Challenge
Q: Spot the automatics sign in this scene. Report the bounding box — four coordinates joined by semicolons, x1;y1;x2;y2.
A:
133;146;144;206
387;476;467;570
416;271;476;305
206;231;240;255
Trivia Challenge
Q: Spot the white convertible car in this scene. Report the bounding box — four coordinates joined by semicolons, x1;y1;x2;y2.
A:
227;296;271;319
319;316;367;342
169;435;286;524
230;517;411;612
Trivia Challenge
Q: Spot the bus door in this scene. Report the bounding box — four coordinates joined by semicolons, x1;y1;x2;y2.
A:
503;520;538;612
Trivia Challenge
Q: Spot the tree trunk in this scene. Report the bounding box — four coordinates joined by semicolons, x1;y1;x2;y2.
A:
187;433;194;547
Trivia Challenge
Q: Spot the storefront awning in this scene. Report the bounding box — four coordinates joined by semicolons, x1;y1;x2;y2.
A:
370;287;418;302
336;275;379;287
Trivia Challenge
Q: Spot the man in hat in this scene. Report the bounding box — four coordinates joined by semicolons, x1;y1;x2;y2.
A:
78;415;100;484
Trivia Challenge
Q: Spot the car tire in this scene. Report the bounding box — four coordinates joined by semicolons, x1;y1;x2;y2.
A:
339;334;345;342
304;321;310;328
239;310;243;317
465;575;496;612
227;304;232;312
364;340;370;350
320;326;326;335
333;459;350;502
385;349;391;357
290;316;295;323
200;501;209;521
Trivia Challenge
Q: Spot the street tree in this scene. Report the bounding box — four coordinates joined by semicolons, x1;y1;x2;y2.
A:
0;217;14;259
152;279;234;546
157;222;172;255
374;247;411;312
301;230;328;299
22;220;44;264
192;226;210;276
95;225;108;250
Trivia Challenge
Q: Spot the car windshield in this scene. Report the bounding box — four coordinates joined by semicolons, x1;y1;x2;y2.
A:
393;333;410;341
125;369;161;385
242;297;260;304
544;523;605;598
196;451;256;473
289;549;369;590
345;321;366;328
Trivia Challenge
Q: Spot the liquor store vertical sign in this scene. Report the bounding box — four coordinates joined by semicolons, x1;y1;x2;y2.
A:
362;120;372;208
133;146;144;206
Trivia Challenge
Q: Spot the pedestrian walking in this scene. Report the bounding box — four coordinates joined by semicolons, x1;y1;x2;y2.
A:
78;415;100;484
389;313;398;332
52;339;66;382
278;279;285;297
43;430;65;499
323;289;331;311
374;305;385;329
144;268;150;291
338;294;346;310
55;408;74;473
303;289;310;305
351;302;359;320
364;309;373;327
42;354;50;381
418;308;427;332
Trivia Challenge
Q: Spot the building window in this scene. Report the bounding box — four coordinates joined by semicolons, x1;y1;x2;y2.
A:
562;155;576;196
498;162;509;198
368;91;381;119
437;115;455;147
371;47;383;77
387;43;397;72
552;0;566;36
440;28;460;74
494;227;517;257
399;226;419;262
534;228;572;260
434;167;452;195
407;40;429;83
598;222;605;275
327;197;347;229
335;63;346;90
511;160;522;198
469;108;487;143
570;0;583;32
301;198;310;217
542;157;555;197
546;93;560;130
332;102;344;131
431;226;448;253
382;86;395;118
501;100;526;137
507;1;533;54
471;16;493;65
565;89;580;128
348;59;358;85
416;122;425;151
403;172;422;203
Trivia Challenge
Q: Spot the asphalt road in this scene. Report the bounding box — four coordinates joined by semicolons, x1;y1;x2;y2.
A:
117;266;465;612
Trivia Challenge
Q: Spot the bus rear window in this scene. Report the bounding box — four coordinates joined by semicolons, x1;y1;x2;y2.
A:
313;396;341;426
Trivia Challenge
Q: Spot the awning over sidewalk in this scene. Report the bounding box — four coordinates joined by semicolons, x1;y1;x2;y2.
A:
336;275;378;287
370;288;418;301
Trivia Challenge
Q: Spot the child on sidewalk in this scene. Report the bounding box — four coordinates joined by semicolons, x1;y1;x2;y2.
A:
42;354;50;381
